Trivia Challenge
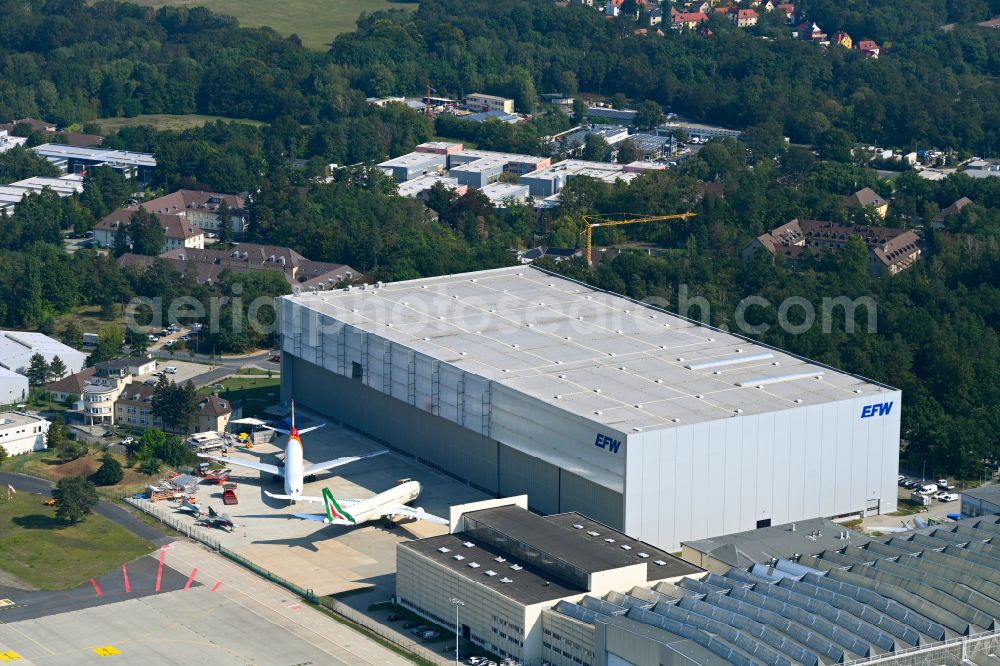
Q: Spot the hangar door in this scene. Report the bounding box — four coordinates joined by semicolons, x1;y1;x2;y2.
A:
498;444;559;515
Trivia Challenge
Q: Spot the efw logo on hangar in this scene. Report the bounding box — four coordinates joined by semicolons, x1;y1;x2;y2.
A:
594;433;622;454
860;402;893;419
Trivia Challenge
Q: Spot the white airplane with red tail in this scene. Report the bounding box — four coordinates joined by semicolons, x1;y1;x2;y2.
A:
199;401;386;504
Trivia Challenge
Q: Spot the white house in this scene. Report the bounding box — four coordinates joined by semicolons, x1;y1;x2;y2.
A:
0;411;50;455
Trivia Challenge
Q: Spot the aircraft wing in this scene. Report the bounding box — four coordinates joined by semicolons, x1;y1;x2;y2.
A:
291;512;353;526
302;450;388;477
198;453;281;476
387;505;449;525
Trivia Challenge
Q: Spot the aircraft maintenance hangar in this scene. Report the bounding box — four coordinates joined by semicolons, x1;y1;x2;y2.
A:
277;266;900;551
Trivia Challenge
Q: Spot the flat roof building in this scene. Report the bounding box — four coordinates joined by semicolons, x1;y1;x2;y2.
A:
396;496;701;665
480;182;530;207
0;412;50;456
376;152;447;182
32;144;156;182
396;174;466;199
279;266;900;553
519;160;638;196
466;93;516;114
0;174;84;211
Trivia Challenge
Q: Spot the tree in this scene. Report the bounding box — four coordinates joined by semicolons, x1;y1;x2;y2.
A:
26;353;50;386
616;138;639;164
86;326;124;367
92;453;124;486
215;198;233;245
151;377;198;433
48;355;67;382
0;446;7;466
611;93;628;110
126;328;148;357
635;100;664;130
112;222;130;257
139;458;162;475
572;98;587;125
52;476;99;523
60;321;84;349
818;128;855;163
582;134;613;162
127;208;166;256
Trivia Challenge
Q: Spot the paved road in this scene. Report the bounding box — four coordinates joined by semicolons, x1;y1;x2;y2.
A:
151;348;273;369
0;472;168;544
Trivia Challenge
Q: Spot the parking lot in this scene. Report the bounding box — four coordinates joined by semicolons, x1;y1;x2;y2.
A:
132;405;490;601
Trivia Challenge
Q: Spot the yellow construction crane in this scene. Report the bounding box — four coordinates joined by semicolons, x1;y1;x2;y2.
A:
581;212;697;265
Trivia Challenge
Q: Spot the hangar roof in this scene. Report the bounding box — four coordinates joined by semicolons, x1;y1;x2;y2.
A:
284;266;893;433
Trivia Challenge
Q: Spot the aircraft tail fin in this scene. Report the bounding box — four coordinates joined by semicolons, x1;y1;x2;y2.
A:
322;487;355;524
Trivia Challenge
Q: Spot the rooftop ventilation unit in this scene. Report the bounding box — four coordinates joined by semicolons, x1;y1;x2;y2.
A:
736;371;825;388
685;353;774;371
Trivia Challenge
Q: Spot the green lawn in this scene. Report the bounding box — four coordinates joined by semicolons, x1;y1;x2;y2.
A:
202;376;280;418
95;113;266;134
132;0;416;50
0;491;154;589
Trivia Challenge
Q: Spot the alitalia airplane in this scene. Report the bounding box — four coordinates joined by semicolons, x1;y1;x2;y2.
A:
282;480;449;527
199;401;387;504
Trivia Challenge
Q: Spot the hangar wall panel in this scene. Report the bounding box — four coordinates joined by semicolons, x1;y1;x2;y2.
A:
490;382;625;494
498;445;560;515
284;355;499;493
560;470;623;530
624;391;901;551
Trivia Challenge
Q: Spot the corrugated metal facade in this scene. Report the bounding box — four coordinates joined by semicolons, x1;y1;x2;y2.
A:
624;392;901;550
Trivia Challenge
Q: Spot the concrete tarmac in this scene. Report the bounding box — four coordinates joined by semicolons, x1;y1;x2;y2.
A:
0;541;418;665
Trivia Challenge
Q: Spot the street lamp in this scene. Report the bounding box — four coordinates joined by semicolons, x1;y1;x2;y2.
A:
450;597;465;665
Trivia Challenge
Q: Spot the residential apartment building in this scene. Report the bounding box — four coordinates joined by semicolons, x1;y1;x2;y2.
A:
743;218;923;275
141;190;248;236
465;93;515;114
93;209;204;253
118;243;358;294
115;384;233;432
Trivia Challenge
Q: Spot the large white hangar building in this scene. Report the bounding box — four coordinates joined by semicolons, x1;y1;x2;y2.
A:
278;266;900;551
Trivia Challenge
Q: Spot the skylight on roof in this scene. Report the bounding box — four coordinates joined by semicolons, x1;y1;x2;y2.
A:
437;547;451;553
654;560;667;566
500;577;513;583
587;531;600;537
510;564;523;571
485;570;497;577
572;524;584;529
463;541;475;548
468;562;481;569
494;556;507;562
453;554;465;561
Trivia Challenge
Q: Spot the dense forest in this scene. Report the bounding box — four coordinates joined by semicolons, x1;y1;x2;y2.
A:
0;0;999;476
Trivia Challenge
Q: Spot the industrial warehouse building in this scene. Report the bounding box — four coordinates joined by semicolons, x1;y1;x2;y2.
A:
542;514;1000;666
278;266;901;552
0;331;86;405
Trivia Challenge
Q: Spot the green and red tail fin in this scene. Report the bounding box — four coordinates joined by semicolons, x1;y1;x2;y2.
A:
322;487;355;524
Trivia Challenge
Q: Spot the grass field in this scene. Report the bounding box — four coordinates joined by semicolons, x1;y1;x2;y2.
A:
133;0;416;50
201;376;280;418
0;491;153;589
95;113;266;134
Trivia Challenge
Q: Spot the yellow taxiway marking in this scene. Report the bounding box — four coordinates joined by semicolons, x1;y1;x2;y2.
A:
93;645;121;656
0;651;22;661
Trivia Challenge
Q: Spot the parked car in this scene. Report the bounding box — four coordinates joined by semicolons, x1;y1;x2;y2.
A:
144;379;157;386
164;366;178;374
120;437;134;446
419;630;440;640
387;614;402;622
937;492;959;502
269;354;281;363
917;484;939;495
101;431;115;438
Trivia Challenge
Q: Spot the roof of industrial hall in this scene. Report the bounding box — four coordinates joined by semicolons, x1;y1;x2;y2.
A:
284;266;893;433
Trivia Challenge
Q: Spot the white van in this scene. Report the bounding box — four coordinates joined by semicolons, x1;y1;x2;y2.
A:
164;366;178;374
918;483;938;495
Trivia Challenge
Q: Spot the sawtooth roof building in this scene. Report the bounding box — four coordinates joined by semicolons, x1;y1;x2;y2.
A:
278;266;900;553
